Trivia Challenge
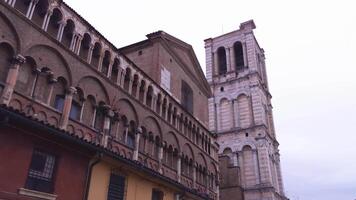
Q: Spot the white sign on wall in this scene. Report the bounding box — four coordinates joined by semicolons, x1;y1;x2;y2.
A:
160;66;171;93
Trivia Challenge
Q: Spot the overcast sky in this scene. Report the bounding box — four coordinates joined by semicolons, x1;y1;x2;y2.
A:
67;0;356;199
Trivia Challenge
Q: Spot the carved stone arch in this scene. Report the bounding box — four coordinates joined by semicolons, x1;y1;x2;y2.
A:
25;44;72;84
164;131;180;153
237;140;257;152
117;98;138;125
76;76;110;104
142;116;162;139
182;143;195;161
196;153;208;170
0;11;21;52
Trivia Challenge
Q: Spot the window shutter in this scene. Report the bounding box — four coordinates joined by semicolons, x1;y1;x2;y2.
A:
107;173;126;200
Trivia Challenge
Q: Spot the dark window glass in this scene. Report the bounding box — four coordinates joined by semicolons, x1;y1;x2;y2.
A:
127;134;135;148
69;101;81;120
94;108;105;131
25;150;56;193
107;173;125;200
54;95;65;112
181;81;193;114
151;190;163;200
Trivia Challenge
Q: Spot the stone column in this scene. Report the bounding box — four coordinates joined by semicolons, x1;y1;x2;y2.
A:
231;100;235;128
26;0;38;19
225;47;231;72
142;85;148;105
97;51;104;72
45;73;57;105
0;54;26;105
42;10;53;31
177;154;182;183
123;124;129;144
158;145;163;174
107;59;114;78
69;34;77;51
213;52;218;76
133;127;142;161
230;47;236;72
87;44;94;64
56;21;66;41
101;107;113;148
128;78;134;95
193;164;197;188
75;35;83;55
59;86;77;130
243;42;248;67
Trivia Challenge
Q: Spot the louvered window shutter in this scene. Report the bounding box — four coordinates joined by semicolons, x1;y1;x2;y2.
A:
107;173;126;200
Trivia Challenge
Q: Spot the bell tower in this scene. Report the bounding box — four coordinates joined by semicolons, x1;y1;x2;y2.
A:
205;20;288;200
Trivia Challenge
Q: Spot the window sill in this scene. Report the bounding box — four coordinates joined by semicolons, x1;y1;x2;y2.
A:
18;188;57;200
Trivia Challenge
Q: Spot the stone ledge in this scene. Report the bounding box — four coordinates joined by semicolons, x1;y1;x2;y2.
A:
18;188;57;200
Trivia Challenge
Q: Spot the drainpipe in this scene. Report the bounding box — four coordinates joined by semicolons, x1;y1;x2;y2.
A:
83;152;103;200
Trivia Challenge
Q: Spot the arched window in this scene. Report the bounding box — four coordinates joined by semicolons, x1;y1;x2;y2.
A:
82;95;96;127
219;98;231;130
242;146;257;186
46;8;62;39
51;77;67;112
234;42;244;71
101;51;111;76
181;80;193;114
217;47;227;75
138;80;145;102
123;68;131;91
0;43;14;87
155;93;161;114
94;102;106;131
145;86;153;107
61;20;75;48
127;121;136;148
31;0;49;27
15;56;36;96
237;95;252;128
79;33;91;61
14;0;31;16
110;58;120;83
90;42;101;67
33;68;51;102
131;74;139;98
70;88;84;121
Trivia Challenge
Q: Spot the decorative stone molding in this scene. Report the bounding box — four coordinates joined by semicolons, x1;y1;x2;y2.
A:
18;188;57;200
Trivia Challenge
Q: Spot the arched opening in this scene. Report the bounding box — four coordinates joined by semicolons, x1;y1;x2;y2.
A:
82;95;96;127
0;43;14;87
131;74;139;98
51;77;67;113
14;0;31;16
138;80;145;102
31;0;48;27
234;42;244;71
61;19;75;49
123;68;131;91
79;33;91;61
94;102;106;131
217;47;227;75
167;103;172;123
242;145;257;186
237;94;252;128
110;58;119;83
145;85;153;107
70;88;84;121
15;56;36;96
101;51;111;76
32;67;51;103
46;8;62;39
172;107;177;126
127;121;136;148
181;80;193;114
90;42;101;68
161;98;167;119
139;127;147;153
219;98;231;130
155;93;161;114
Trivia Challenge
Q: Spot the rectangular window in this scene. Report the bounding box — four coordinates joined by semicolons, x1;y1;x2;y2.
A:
181;80;193;114
107;173;126;200
25;149;56;193
151;189;163;200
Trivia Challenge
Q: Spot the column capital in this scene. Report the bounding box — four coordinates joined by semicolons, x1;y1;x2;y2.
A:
11;54;26;65
136;127;143;135
66;86;77;95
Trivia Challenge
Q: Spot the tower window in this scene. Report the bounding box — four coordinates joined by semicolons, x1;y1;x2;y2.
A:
220;87;224;92
217;47;227;75
234;42;244;71
181;80;193;114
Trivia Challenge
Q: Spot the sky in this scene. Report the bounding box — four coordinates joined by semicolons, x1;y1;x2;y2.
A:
66;0;356;199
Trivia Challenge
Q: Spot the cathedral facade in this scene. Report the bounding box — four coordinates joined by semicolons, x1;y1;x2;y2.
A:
205;20;288;200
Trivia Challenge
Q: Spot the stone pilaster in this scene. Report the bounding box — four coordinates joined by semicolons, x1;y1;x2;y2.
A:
59;86;77;130
0;54;26;105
